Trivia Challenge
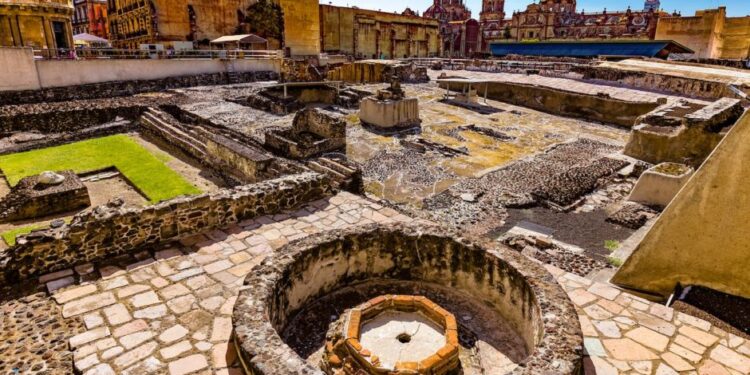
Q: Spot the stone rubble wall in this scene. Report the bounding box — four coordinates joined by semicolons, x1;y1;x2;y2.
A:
624;99;745;166
0;71;279;106
440;80;660;127
0;173;334;284
573;66;748;102
0;120;134;156
0;171;91;222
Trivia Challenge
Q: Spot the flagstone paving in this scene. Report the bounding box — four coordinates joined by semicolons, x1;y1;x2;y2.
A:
13;192;750;374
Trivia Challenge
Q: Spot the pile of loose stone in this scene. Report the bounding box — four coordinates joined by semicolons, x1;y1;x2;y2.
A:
502;235;611;277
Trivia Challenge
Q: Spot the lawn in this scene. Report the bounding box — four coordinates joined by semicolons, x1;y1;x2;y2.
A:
0;134;201;204
1;224;45;246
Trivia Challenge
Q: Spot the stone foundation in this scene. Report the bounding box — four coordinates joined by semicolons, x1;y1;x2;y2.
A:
327;61;429;84
574;65;748;102
0;173;333;283
0;170;90;222
244;84;370;115
265;108;347;159
624;98;745;166
232;223;582;375
628;163;693;208
359;97;421;129
0;71;279;106
439;80;661;127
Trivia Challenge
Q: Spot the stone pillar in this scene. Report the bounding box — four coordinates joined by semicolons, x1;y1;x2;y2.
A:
10;15;23;46
41;16;56;56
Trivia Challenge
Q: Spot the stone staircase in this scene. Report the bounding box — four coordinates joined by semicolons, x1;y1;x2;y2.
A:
226;61;240;84
139;108;208;160
307;154;363;193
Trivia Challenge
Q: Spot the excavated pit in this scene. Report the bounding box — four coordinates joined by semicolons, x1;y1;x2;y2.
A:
232;223;583;375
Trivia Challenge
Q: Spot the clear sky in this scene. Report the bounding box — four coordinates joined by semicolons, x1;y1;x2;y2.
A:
321;0;750;17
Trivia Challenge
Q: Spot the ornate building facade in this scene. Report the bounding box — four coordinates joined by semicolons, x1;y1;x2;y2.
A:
72;0;108;38
482;0;664;48
423;0;475;57
0;0;75;53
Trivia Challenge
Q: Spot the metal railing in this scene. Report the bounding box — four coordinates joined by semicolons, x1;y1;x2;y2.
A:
32;48;284;60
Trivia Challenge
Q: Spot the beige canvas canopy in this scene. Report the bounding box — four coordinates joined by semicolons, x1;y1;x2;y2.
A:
210;34;268;49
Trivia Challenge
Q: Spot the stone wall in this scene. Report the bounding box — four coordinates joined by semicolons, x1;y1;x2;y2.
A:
0;173;333;283
265;108;347;159
442;80;660;127
574;65;741;102
624;98;745;166
327;61;430;84
232;223;583;375
655;8;750;59
0;70;278;105
0;171;90;222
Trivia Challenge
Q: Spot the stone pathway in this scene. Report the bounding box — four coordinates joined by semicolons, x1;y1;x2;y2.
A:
549;266;750;375
21;192;750;374
43;192;416;374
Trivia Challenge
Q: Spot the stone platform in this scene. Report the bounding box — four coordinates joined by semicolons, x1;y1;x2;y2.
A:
3;192;749;375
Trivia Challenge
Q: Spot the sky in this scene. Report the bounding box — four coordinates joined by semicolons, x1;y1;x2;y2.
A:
321;0;750;17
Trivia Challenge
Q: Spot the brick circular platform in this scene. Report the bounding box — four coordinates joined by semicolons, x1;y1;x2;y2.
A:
232;222;583;374
322;294;460;374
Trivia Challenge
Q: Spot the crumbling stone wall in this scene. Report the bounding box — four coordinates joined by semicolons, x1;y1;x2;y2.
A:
327;61;430;84
441;80;660;127
624;98;745;166
265;108;347;159
232;223;582;375
573;66;747;102
0;171;90;222
0;71;279;106
0;173;333;283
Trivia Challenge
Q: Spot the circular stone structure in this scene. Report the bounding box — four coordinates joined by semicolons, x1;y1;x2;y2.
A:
233;223;582;374
321;295;460;374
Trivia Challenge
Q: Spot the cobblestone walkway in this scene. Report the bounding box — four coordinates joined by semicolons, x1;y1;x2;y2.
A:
27;192;750;374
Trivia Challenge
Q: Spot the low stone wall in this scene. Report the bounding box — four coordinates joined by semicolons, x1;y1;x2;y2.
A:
0;171;90;222
624;98;745;166
441;80;660;127
0;71;278;106
0;105;145;135
0;173;333;283
327;61;429;84
265;108;347;159
232;223;582;375
574;66;745;101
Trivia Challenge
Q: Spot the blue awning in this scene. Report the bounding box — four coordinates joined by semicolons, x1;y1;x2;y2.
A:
489;40;693;59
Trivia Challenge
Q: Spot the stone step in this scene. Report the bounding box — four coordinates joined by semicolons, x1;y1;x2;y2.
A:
307;161;347;181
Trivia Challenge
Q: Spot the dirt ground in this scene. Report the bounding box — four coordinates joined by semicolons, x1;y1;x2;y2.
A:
130;133;225;193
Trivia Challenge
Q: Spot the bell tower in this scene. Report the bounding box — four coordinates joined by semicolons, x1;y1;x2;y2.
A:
480;0;505;23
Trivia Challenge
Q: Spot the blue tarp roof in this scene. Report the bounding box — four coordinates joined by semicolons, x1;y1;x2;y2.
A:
489;40;693;58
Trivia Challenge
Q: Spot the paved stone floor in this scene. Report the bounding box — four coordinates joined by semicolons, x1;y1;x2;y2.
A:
16;192;750;374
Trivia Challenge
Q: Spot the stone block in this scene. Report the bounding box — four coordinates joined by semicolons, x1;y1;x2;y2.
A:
359;97;420;129
628;163;693;207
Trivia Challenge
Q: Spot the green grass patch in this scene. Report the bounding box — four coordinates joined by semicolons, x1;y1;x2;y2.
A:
604;240;620;252
2;224;45;246
0;134;201;204
607;256;623;268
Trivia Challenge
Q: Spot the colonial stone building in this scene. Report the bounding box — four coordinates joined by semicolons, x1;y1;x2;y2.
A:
105;0;319;55
423;0;474;57
0;0;75;53
656;7;750;59
72;0;108;39
319;5;440;59
502;0;662;42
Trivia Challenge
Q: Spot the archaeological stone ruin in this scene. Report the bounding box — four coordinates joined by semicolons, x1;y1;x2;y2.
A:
0;21;750;375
